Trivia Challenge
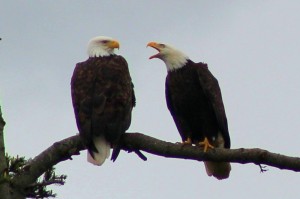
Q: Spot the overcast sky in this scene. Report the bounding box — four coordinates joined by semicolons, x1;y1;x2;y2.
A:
1;1;300;198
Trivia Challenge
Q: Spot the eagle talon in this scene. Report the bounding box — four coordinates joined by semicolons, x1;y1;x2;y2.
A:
198;137;214;152
181;137;192;146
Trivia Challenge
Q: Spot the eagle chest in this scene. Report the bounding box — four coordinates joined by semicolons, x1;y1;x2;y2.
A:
167;68;209;116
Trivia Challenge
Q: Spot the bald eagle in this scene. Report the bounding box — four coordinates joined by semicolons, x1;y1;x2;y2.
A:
71;36;135;165
147;42;231;179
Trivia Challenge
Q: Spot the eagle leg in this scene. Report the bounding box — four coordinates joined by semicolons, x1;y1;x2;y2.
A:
198;137;214;152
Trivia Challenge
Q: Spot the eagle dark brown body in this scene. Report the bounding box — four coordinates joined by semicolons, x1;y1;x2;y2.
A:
147;41;231;179
71;55;135;163
165;60;230;149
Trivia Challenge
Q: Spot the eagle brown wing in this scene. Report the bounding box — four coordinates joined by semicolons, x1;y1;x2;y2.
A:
165;79;191;142
195;63;230;148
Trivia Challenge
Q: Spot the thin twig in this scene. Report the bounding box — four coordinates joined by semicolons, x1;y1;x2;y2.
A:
29;179;65;188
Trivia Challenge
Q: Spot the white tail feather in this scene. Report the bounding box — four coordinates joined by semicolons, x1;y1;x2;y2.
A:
87;135;111;166
204;161;231;180
204;132;231;180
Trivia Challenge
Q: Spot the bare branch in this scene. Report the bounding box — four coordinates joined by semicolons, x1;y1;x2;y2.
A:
121;133;300;171
0;106;7;171
9;131;300;197
12;135;84;189
0;106;10;199
16;132;300;182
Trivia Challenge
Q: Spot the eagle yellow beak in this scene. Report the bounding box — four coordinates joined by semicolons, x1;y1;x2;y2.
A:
147;42;160;51
147;41;162;59
108;40;120;49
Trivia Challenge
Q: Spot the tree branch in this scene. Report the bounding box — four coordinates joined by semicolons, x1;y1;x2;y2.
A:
121;133;300;171
0;106;10;199
12;135;84;190
16;132;300;181
9;131;300;197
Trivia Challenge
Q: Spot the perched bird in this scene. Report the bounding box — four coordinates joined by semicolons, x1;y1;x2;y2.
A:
71;36;135;165
147;42;231;179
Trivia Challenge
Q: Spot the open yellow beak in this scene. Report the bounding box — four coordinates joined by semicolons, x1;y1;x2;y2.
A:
147;41;162;59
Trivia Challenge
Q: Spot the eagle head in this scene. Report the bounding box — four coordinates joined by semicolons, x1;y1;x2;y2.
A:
147;41;189;71
87;36;120;57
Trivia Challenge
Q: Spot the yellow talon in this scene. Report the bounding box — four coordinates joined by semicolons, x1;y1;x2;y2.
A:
182;137;192;145
199;137;214;152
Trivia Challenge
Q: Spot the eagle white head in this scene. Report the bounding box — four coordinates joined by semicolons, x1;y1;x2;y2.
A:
87;36;120;57
147;42;189;71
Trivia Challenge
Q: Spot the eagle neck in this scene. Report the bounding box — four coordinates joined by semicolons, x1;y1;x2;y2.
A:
88;46;115;57
167;59;192;72
88;54;115;61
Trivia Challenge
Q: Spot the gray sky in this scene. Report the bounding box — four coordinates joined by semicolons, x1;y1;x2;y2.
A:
1;1;300;198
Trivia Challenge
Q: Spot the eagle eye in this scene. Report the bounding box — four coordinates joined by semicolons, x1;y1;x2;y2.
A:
101;40;109;44
159;44;166;48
